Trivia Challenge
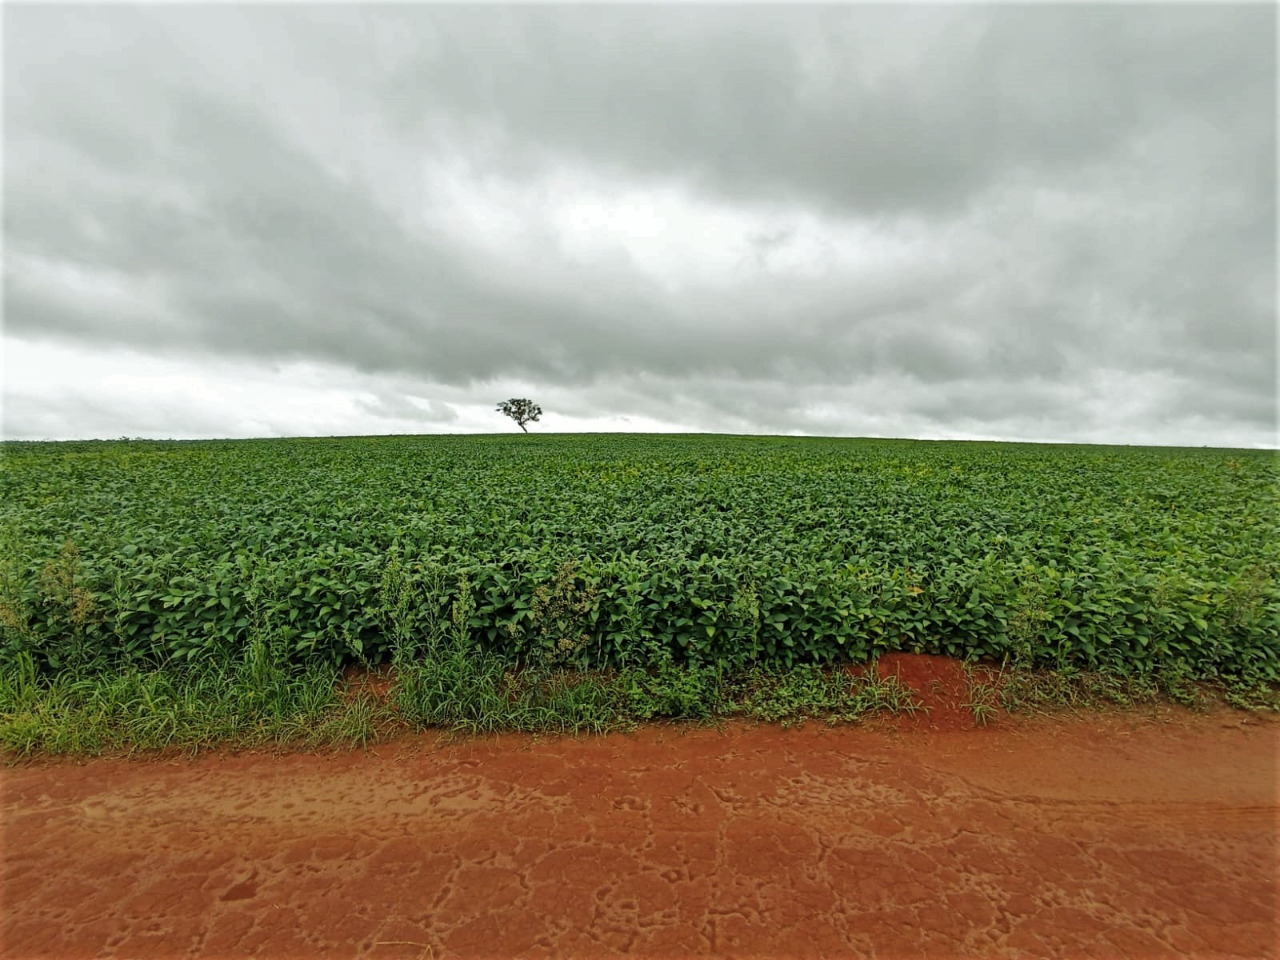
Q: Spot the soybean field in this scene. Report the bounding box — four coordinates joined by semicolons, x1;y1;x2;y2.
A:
3;434;1276;683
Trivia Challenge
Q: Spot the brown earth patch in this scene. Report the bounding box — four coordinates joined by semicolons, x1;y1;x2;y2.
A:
340;662;397;703
859;651;998;731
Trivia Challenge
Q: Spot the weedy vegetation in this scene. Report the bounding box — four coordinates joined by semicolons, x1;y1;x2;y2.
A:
1;434;1276;755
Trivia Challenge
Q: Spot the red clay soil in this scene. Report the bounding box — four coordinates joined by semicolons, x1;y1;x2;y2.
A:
3;655;1278;960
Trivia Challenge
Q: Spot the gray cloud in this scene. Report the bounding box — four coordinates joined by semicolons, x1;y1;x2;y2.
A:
355;391;458;425
3;4;1275;445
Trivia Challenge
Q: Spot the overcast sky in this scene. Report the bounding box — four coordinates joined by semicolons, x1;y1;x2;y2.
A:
4;3;1277;446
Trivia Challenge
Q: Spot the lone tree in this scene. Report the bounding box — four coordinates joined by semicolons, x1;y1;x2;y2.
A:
497;398;542;433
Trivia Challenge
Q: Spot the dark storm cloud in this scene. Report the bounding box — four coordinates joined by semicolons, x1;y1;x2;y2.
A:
384;5;1234;216
3;4;1275;444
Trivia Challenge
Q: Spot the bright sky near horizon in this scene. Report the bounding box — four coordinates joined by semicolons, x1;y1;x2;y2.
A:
3;3;1277;446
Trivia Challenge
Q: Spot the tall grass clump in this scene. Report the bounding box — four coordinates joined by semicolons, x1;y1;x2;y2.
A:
388;570;626;734
0;603;381;757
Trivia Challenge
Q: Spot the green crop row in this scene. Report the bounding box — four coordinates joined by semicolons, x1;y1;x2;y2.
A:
1;434;1276;682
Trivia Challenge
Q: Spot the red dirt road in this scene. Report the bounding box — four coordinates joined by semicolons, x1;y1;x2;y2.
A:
4;671;1277;959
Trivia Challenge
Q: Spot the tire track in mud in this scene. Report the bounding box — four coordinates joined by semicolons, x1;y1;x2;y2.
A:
4;708;1277;959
